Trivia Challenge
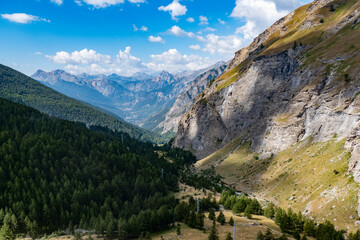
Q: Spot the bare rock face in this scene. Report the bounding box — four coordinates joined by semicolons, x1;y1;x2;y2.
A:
173;0;360;162
157;64;226;134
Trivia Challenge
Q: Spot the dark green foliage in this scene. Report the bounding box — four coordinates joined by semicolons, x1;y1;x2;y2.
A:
208;220;219;240
225;232;233;240
264;228;276;240
229;217;234;226
0;64;162;143
316;221;345;240
180;166;227;192
257;231;264;240
330;4;336;12
176;224;181;236
0;98;196;238
303;219;316;237
208;209;215;221
344;73;351;83
216;211;225;225
244;206;252;219
264;203;275;219
349;230;360;240
175;202;190;222
320;19;324;23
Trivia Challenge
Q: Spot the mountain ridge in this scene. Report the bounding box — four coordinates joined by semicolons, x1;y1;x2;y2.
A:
0;64;161;142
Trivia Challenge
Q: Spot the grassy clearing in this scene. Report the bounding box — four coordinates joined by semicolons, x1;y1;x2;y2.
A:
198;138;360;231
151;211;294;240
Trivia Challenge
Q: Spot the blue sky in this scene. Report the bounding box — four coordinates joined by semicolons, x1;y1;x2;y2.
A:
0;0;311;76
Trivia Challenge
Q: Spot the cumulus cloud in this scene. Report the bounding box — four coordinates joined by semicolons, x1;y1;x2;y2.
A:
199;16;209;25
46;47;213;75
168;25;195;37
146;49;213;73
51;0;63;5
231;0;300;41
1;13;50;24
199;33;243;55
46;49;111;65
148;36;165;43
189;44;200;50
77;0;145;8
186;17;195;23
158;0;187;20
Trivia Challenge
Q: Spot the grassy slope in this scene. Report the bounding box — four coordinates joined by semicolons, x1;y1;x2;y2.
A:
152;212;295;240
212;0;360;92
0;64;163;143
198;137;359;231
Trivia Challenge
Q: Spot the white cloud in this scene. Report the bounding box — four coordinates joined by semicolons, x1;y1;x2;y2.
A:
199;15;208;25
46;49;111;65
204;27;216;32
146;49;213;73
200;33;243;55
189;44;200;50
1;13;50;24
46;47;213;75
51;0;63;5
77;0;146;8
168;25;195;38
158;0;187;20
133;24;138;31
231;0;299;41
133;24;148;31
35;52;43;55
186;17;195;23
148;36;165;43
128;0;146;3
217;18;225;24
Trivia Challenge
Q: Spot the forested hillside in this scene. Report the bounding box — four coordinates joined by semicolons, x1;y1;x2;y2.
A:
0;64;162;143
0;98;195;238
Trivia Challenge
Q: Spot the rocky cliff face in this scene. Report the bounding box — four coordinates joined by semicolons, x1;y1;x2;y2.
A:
156;64;227;134
174;0;360;167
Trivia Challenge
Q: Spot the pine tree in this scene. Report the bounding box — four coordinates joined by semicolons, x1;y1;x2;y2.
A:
256;231;264;240
196;211;205;229
264;203;275;219
229;216;234;226
244;206;252;219
176;224;181;236
216;211;225;225
225;232;233;240
208;208;215;220
264;228;276;240
208;220;219;240
0;222;15;240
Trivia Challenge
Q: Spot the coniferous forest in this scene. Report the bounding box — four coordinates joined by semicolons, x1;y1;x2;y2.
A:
0;97;196;238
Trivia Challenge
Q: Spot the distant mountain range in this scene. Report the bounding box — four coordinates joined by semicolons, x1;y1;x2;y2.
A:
32;62;226;133
0;64;162;143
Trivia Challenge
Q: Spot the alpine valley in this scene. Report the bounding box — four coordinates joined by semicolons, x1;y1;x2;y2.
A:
1;0;360;239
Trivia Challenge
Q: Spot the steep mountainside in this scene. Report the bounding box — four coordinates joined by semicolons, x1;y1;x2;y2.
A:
174;0;360;229
32;63;223;127
155;64;227;135
0;64;161;142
